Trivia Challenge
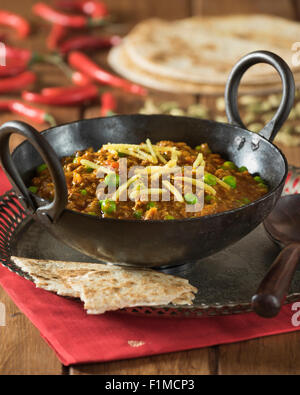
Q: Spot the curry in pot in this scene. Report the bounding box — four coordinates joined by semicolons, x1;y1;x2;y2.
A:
29;140;268;220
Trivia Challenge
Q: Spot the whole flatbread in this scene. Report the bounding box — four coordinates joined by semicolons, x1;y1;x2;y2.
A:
11;256;197;314
117;15;300;86
108;44;300;95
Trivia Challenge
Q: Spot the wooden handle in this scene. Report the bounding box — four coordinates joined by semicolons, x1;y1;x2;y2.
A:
252;243;300;318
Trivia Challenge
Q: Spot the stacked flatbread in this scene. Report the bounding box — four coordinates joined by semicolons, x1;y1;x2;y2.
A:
108;15;300;94
11;256;197;314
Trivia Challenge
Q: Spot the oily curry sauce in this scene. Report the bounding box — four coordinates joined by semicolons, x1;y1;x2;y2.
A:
30;141;268;220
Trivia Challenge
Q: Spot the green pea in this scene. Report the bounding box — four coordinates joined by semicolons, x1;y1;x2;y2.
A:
204;173;217;186
117;152;128;158
254;176;264;183
37;163;47;173
205;194;215;204
80;189;87;196
133;210;143;219
258;183;268;190
104;173;120;188
28;186;38;194
242;197;251;204
184;193;198;205
222;175;237;189
222;161;237;170
237;197;251;207
100;199;117;214
165;215;175;220
146;202;156;210
195;143;211;154
238;166;248;173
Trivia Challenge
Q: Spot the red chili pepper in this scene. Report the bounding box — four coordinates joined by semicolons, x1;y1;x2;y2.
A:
0;101;10;111
110;161;119;170
0;71;36;94
0;10;30;38
100;92;117;116
56;0;108;18
68;51;147;96
1;47;37;77
0;100;56;126
41;85;95;96
0;60;27;77
33;3;104;28
22;84;99;106
9;101;57;126
4;46;32;63
59;35;121;54
47;24;68;51
71;70;92;86
33;3;87;27
82;1;108;18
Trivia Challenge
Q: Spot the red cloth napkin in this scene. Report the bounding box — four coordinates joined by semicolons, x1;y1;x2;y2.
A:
0;166;300;366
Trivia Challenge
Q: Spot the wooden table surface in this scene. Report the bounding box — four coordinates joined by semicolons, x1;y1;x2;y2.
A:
1;0;300;375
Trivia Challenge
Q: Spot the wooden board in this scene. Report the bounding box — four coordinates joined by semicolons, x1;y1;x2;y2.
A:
218;333;300;374
70;349;213;375
192;0;296;19
0;286;62;375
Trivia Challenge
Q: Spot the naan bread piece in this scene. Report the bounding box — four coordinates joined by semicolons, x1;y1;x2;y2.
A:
11;257;198;314
121;15;300;85
68;270;197;315
11;257;102;297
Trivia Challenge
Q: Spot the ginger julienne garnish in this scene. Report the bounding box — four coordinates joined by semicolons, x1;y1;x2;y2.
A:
29;139;268;220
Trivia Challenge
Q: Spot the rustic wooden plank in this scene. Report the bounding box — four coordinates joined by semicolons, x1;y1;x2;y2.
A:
70;348;213;375
276;144;300;167
0;285;62;375
191;0;296;19
290;0;300;20
106;0;191;22
218;332;300;375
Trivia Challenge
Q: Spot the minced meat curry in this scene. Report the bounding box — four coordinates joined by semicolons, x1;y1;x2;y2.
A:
29;140;269;220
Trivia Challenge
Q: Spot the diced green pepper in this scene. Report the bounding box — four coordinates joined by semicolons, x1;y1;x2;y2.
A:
133;210;143;219
117;152;128;158
146;202;156;210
